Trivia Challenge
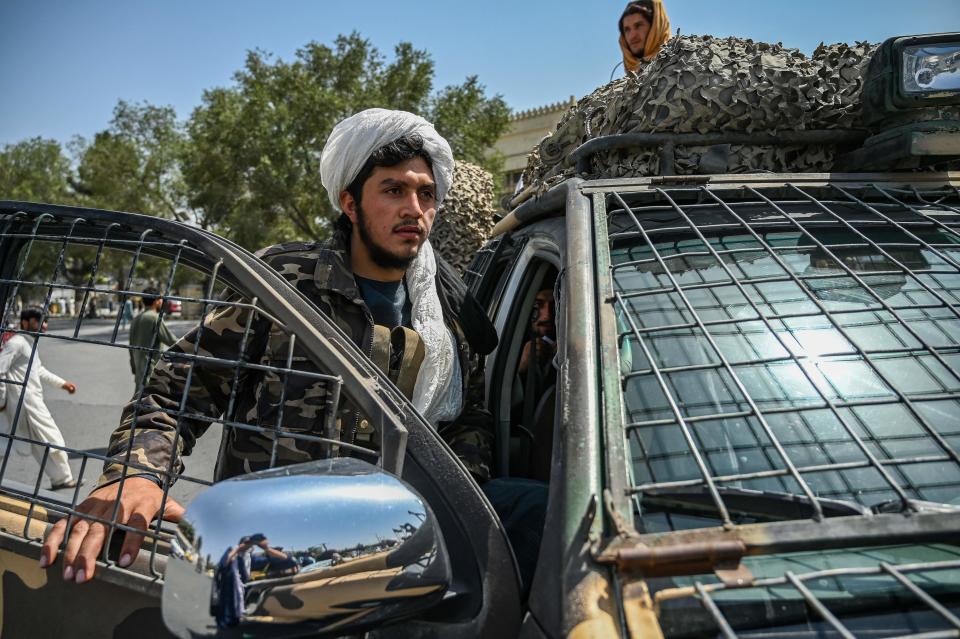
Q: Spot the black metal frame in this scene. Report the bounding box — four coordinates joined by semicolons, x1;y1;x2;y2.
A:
598;181;959;513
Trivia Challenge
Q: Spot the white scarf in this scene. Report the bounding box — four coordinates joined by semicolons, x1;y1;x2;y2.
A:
405;240;462;426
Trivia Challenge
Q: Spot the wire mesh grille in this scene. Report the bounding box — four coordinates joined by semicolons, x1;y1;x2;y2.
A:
0;204;379;581
602;182;960;530
653;545;960;639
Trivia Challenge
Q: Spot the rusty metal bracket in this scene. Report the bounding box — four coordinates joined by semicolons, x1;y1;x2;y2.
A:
598;490;754;583
596;510;960;581
597;538;748;578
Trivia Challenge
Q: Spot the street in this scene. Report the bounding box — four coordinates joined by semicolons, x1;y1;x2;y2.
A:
1;317;221;507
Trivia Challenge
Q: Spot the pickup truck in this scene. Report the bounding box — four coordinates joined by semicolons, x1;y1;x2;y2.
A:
0;30;959;639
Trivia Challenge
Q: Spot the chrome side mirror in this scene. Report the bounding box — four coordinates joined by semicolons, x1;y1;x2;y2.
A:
162;458;450;638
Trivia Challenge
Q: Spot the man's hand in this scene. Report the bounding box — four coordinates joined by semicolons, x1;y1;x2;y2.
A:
40;476;184;584
61;382;76;394
518;337;557;375
534;336;556;365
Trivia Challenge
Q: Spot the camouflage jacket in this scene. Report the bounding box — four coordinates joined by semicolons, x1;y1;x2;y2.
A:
99;228;498;488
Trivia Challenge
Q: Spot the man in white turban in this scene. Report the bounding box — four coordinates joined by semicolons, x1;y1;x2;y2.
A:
43;108;499;585
320;108;468;425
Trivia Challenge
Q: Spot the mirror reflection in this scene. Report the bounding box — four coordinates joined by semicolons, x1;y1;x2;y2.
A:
164;458;449;637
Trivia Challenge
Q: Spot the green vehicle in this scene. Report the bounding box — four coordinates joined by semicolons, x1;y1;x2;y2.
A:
1;31;959;638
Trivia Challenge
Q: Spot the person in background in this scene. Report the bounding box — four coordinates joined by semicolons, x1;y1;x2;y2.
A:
214;536;254;628
128;288;178;393
619;0;672;74
119;296;134;330
517;288;557;385
0;308;81;490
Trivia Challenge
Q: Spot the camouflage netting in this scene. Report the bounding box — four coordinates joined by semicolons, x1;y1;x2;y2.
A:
432;161;497;274
521;34;880;195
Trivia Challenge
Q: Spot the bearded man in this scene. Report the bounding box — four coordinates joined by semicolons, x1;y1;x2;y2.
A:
41;109;498;584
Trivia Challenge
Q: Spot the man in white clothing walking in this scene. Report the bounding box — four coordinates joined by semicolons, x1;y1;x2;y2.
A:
0;307;80;490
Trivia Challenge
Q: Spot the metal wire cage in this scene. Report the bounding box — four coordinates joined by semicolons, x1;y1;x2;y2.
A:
602;180;960;525
593;177;960;637
0;201;411;584
653;546;960;638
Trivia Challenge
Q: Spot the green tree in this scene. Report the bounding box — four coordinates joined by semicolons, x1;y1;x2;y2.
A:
431;76;510;174
0;138;78;309
68;101;201;293
73;100;189;221
0;107;197;309
183;32;510;250
0;137;73;203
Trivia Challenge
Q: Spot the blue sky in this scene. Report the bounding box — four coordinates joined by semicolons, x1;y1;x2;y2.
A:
1;0;957;146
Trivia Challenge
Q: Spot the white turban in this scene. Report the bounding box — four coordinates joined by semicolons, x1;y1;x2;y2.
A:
320;108;455;213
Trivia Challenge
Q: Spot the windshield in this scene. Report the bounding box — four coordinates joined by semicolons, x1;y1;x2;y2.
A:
604;183;960;531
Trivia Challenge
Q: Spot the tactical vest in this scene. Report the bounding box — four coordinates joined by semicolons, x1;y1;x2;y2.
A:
353;325;426;443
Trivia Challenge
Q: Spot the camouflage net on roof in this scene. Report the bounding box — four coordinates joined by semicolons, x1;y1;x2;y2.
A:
519;34;880;195
432;161;497;275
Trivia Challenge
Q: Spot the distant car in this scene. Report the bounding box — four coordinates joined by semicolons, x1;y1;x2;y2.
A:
163;298;182;317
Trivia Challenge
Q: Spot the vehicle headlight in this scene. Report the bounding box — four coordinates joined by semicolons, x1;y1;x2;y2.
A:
901;43;960;95
862;32;960;122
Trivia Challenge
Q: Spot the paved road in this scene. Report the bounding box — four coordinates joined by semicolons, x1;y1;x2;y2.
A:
1;318;221;506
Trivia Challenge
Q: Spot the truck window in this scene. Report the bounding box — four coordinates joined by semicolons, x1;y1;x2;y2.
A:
488;254;560;480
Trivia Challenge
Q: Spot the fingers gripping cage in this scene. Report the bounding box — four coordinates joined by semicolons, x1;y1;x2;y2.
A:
0;201;410;582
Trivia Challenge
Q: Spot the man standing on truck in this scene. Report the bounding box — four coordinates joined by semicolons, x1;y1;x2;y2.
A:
0;308;81;490
39;108;501;584
619;0;672;74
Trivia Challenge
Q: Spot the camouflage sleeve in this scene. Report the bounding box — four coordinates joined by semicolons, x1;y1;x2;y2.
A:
437;352;493;483
99;301;268;488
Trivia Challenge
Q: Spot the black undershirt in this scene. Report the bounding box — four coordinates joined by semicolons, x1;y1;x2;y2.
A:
354;275;412;329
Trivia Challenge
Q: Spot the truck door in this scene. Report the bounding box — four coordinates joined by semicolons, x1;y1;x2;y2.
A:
0;201;520;638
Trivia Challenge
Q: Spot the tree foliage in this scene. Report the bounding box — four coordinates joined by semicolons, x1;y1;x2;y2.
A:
431;76;510;175
183;33;509;249
0;137;72;203
2;32;511;257
0;113;191;301
0;138;78;302
73;101;189;221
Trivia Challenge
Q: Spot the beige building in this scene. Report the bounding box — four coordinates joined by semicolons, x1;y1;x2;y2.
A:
493;97;575;207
